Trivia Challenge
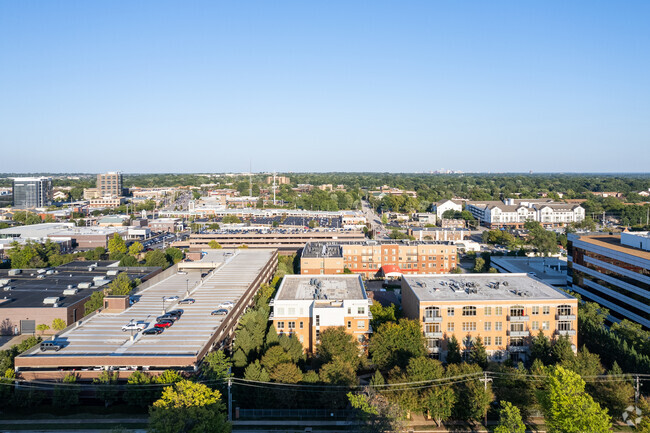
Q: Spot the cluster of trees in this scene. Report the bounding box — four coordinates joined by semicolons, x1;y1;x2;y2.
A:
12;211;48;225
0;336;41;379
36;318;66;333
83;272;140;316
106;234;183;269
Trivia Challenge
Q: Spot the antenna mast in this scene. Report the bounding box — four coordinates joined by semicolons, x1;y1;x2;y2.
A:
249;159;252;197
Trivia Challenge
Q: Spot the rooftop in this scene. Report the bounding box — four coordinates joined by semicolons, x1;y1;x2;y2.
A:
0;223;76;239
275;275;367;301
403;273;574;302
490;257;567;286
302;240;455;258
572;233;650;261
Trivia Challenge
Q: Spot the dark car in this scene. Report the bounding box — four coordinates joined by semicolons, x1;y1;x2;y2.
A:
157;314;178;322
154;320;174;328
142;327;164;335
211;309;228;316
179;298;195;305
167;309;184;317
40;340;64;352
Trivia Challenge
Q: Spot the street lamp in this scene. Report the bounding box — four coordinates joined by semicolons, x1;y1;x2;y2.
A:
161;296;166;314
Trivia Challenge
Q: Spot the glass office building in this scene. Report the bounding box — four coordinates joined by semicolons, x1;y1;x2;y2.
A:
12;177;53;208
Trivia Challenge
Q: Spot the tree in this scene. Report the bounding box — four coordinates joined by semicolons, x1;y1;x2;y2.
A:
200;351;232;392
148;380;231;433
107;272;132;296
124;370;155;408
447;363;493;422
261;345;291;371
128;241;144;256
165;247;184;264
539;366;611;433
93;371;119;407
316;327;360;368
550;334;574;365
529;330;552;365
51;318;66;331
473;257;486;273
469;336;488;369
36;324;50;332
243;360;270;382
494;401;525;433
119;255;139;267
221;215;241;224
208;240;222;249
145;250;170;269
270;362;303;384
368;319;426;371
108;233;127;255
319;357;358;386
369;370;385;388
52;373;79;408
368;303;400;329
446;335;462;364
425;385;456;427
84;291;105;316
348;388;403;432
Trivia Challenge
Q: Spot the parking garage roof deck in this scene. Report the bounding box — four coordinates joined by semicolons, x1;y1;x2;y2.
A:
0;262;159;309
16;249;276;367
276;275;367;301
403;273;574;302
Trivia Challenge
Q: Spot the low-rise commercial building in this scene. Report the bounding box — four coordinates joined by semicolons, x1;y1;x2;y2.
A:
149;218;184;233
89;197;126;209
568;232;650;329
270;275;372;353
408;227;468;242
301;240;458;277
401;274;578;363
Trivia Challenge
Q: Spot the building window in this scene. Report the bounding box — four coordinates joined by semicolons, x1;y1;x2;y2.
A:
484;336;491;346
358;321;365;329
462;322;476;332
347;321;351;329
447;322;455;332
358;307;365;315
299;321;304;329
532;306;540;315
495;307;503;316
495;336;502;346
447;307;455;316
531;321;539;330
425;306;441;319
484;322;492;331
510;323;524;332
542;321;549;330
557;305;573;316
462;306;477;316
347;307;352;314
558;321;572;331
510;306;525;317
484;307;492;316
543;306;550;315
495;321;503;331
288;321;295;329
315;315;320;326
277;321;284;329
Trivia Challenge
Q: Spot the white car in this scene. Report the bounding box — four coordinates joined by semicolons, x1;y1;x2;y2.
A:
164;296;180;302
122;322;145;332
217;301;234;309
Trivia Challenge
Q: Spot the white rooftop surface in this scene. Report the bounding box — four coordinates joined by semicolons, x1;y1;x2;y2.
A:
490;257;567;286
404;273;574;302
0;223;75;238
22;249;274;359
276;275;366;301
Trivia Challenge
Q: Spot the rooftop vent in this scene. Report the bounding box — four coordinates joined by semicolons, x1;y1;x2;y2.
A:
43;297;60;305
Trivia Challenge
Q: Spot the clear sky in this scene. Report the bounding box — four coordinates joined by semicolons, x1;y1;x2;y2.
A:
1;1;649;173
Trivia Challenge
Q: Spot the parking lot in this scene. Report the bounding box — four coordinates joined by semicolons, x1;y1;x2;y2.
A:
16;249;277;376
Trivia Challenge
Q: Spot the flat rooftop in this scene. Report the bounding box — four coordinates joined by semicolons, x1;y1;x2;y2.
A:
404;273;574;302
490;257;567;286
302;240;455;258
16;249;275;368
574;234;650;261
276;275;366;301
0;262;159;309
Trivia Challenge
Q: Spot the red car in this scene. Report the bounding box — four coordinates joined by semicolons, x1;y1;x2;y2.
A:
154;320;173;328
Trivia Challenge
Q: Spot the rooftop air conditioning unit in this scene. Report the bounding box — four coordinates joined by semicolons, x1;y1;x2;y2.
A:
43;297;60;305
63;288;78;295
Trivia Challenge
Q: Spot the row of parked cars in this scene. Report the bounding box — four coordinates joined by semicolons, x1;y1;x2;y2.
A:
121;308;185;335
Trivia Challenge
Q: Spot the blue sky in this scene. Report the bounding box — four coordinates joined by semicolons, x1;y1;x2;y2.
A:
1;1;649;173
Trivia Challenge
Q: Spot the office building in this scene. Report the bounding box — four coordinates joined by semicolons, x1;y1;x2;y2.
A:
401;274;578;362
270;275;372;353
568;232;650;329
12;177;53;209
97;172;123;197
301;240;458;277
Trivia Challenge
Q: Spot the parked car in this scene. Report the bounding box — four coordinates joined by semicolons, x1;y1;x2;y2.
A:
40;340;64;351
122;322;146;332
211;309;229;316
157;314;178;322
154;320;174;328
217;301;234;309
164;296;179;302
179;298;195;305
142;327;164;335
167;309;184;317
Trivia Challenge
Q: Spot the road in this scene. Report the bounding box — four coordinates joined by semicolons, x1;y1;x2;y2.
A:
361;200;389;239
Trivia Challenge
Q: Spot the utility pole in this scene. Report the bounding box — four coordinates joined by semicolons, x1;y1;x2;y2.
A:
273;172;276;206
249;160;252;197
635;374;640;408
480;371;492;426
227;376;233;422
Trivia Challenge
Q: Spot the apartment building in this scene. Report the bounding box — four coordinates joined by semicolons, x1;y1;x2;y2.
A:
97;172;123;197
265;176;290;185
401;274;578;362
568;232;650;330
466;198;585;229
270;275;372;352
12;177;53;209
432;199;463;218
301;240;458;277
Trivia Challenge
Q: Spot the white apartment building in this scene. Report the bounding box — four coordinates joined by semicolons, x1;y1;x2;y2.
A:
466;198;585;229
432;200;463;218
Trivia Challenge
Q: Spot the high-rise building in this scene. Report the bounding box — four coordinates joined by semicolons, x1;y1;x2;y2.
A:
568;232;650;330
12;177;53;208
97;172;123;197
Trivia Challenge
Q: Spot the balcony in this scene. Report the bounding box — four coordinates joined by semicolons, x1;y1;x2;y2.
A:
507;345;528;353
427;347;441;354
425;332;443;339
508;330;530;337
557;329;577;336
268;299;274;306
556;314;576;321
507;315;530;322
423;316;443;323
